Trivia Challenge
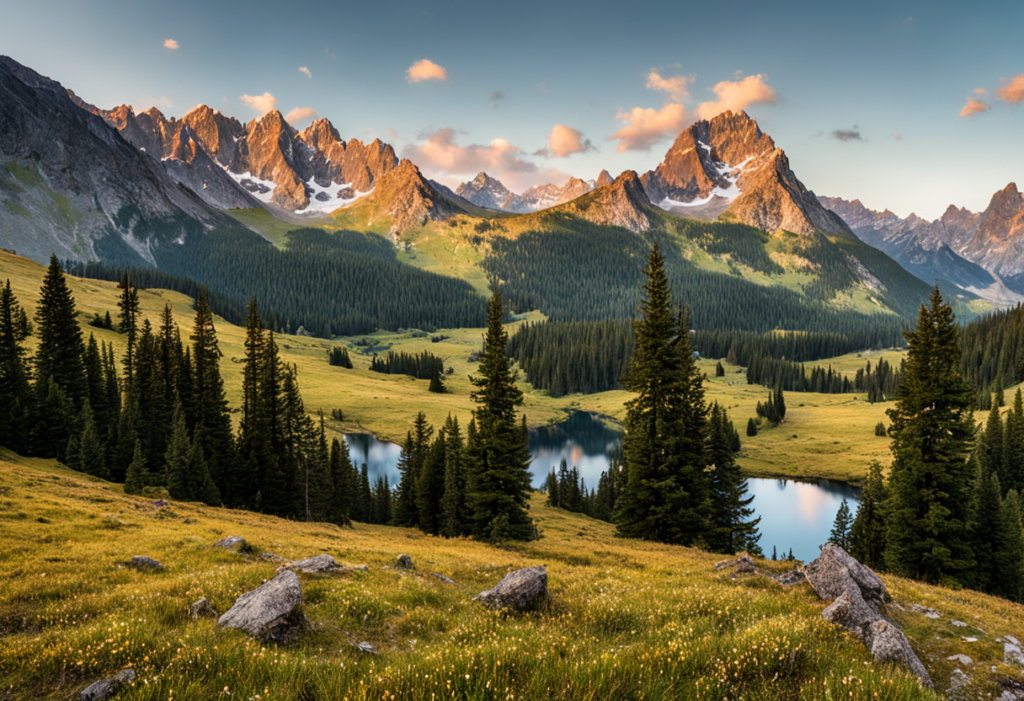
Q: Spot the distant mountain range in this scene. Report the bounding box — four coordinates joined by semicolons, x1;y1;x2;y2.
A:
820;184;1024;302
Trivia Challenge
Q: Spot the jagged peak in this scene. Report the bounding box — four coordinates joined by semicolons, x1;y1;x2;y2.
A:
596;169;613;188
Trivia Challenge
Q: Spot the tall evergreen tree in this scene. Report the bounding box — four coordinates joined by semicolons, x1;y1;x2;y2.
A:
33;256;87;413
1003;390;1024;495
417;426;448;535
305;412;335;521
392;431;419;526
329;437;355;526
117;275;140;383
73;399;108;479
356;463;372;522
828;499;854;550
1001;490;1024;602
884;287;976;585
165;405;190;501
440;415;466;538
849;461;889;569
706;403;761;554
0;280;31;453
969;461;1004;594
615;243;711;545
465;289;534;542
124;439;147;496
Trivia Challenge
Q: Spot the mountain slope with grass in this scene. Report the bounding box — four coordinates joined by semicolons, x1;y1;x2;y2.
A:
3;451;1024;700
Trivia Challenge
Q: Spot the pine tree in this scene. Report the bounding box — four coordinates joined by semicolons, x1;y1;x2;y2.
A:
33;256;86;416
885;287;976;585
417;427;448;535
466;290;535;542
746;417;757;437
715;361;725;377
828;499;853;550
545;468;560;507
615;243;711;545
0;280;31;453
305;412;334;521
440;415;466;538
393;431;419;526
329;437;355;526
237;299;270;506
184;440;222;506
428;365;446;393
1004;390;1024;495
117;274;140;382
124;439;147;495
706;403;761;555
357;463;373;522
74;399;108;479
165;405;190;501
980;403;1005;485
849;461;888;569
37;379;75;462
968;461;1004;593
1000;490;1024;602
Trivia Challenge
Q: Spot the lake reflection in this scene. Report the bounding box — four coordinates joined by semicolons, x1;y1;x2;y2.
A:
345;411;860;563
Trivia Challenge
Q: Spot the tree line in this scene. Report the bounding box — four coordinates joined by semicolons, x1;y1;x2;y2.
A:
745;355;903;400
840;288;1024;602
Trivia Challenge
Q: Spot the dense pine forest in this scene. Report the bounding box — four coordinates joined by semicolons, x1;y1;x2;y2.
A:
746;355;903;399
960;302;1024;394
68;228;488;337
507;320;634;396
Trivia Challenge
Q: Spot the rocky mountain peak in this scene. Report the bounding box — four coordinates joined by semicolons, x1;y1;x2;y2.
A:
557;169;651;234
455;172;512;210
596;169;614;188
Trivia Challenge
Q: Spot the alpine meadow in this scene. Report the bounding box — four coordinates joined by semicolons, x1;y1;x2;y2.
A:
3;3;1024;699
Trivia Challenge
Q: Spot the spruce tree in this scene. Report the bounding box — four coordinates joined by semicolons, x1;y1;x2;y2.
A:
357;463;372;522
614;243;711;545
33;256;86;414
440;415;466;538
706;403;761;555
329;437;355;526
165;405;190;501
0;280;31;453
746;417;757;437
185;440;222;506
417;427;448;535
545;469;560;507
1003;390;1024;495
393;431;419;526
849;461;888;569
124;439;147;495
305;412;335;521
38;379;75;462
968;461;1004;593
980;403;1005;485
828;499;853;550
1001;490;1024;602
465;289;534;541
117;275;140;382
884;287;976;585
74;400;108;479
428;366;446;394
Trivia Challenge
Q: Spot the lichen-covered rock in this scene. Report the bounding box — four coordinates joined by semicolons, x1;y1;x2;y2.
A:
396;554;415;570
213;536;245;550
869;620;932;683
290;554;341;573
473;566;548;611
804;543;886;610
190;597;217;620
127;556;162;571
218;570;307;643
80;667;135;701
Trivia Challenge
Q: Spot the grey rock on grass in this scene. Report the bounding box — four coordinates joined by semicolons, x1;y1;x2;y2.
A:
213;536;246;550
473;566;547;611
218;570;308;643
190;597;217;620
80;668;135;701
127;556;161;571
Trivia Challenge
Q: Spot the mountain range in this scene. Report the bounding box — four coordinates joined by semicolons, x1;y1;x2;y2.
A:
0;53;1008;330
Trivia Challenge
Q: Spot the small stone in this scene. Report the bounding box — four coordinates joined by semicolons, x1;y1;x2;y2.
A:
963;637;979;643
396;554;414;570
218;570;308;643
213;536;246;550
951;620;967;627
1005;640;1024;665
429;572;456;584
190;597;217;620
924;612;940;620
290;554;341;574
473;566;548;611
127;556;162;571
947;668;969;698
775;569;806;586
261;552;285;562
947;653;973;666
80;668;136;701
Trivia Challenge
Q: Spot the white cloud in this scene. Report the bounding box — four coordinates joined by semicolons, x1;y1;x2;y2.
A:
163;39;179;50
543;124;594;158
285;107;319;126
298;66;312;79
646;69;693;102
240;93;279;115
694;74;778;119
607;103;690;153
406;59;448;83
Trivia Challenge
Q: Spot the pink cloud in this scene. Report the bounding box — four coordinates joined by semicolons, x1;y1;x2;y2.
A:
285;107;319;126
163;38;179;50
298;66;312;79
645;69;693;102
607;103;690;153
695;74;778;119
406;59;448;83
545;124;594;158
959;98;990;117
240;93;279;115
995;75;1024;104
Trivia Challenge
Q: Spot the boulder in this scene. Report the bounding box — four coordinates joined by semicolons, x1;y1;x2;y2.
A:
473;566;548;611
218;570;308;643
396;554;414;570
213;536;246;550
804;543;886;610
805;545;931;688
127;556;162;571
290;554;341;573
948;668;970;699
80;668;136;701
190;597;217;620
1005;639;1024;666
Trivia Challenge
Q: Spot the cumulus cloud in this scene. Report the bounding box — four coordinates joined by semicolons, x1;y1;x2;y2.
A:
646;69;693;102
831;128;864;142
537;124;594;158
608;103;690;153
694;74;778;119
995;75;1024;104
299;66;312;78
959;98;990;117
285;107;319;126
163;39;179;50
240;93;280;114
406;59;448;83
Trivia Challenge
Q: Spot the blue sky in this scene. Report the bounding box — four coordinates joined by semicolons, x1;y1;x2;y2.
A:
3;0;1022;219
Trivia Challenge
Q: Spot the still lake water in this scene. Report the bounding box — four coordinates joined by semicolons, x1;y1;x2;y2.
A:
345;411;859;563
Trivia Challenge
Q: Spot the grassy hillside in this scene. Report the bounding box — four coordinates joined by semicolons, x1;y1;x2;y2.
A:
7;452;1024;700
0;250;904;482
